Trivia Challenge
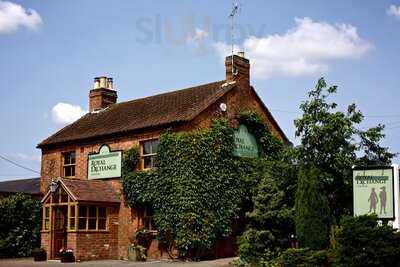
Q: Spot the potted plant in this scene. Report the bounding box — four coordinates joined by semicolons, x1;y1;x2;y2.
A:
59;248;75;263
32;248;47;261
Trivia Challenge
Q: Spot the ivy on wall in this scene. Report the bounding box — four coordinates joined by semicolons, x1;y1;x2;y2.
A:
122;111;282;258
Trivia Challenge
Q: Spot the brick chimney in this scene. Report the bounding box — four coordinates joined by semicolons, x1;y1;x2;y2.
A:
89;76;117;112
225;52;250;86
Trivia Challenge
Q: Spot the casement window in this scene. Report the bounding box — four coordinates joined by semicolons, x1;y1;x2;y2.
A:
43;206;50;231
141;139;159;169
78;206;107;231
63;152;76;177
142;207;156;231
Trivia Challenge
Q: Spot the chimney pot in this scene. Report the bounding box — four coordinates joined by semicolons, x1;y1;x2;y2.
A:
107;78;113;90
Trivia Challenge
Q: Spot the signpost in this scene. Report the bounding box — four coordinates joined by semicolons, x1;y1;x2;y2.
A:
353;165;400;229
88;145;122;180
233;125;259;158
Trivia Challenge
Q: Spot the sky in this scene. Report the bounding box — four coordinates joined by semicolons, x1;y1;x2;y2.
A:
0;0;400;181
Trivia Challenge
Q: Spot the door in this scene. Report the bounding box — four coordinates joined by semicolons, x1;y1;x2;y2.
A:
51;206;68;259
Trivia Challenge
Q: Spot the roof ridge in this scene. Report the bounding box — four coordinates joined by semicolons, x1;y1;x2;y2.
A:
111;80;225;108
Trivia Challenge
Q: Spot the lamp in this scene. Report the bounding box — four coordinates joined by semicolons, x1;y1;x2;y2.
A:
49;180;58;193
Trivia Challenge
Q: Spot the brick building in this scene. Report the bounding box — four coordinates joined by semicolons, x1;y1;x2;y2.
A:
38;54;288;261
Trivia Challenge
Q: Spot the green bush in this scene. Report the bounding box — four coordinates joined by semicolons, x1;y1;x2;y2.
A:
295;165;330;250
334;215;400;267
277;248;329;267
0;193;41;258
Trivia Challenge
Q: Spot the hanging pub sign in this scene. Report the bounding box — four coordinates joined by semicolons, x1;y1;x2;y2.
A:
88;145;122;180
353;166;395;220
233;125;259;158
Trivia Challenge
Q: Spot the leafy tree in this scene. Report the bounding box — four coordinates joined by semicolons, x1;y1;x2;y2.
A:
238;151;297;265
0;193;41;258
295;164;330;250
334;215;400;267
294;78;395;221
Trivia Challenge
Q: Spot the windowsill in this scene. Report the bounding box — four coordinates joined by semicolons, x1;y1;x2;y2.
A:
41;230;50;233
67;230;109;233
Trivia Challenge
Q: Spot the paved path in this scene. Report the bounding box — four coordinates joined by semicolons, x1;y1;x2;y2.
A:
0;257;235;267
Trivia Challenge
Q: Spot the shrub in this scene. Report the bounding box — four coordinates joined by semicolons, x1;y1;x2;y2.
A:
0;193;41;258
295;165;330;250
277;248;329;267
334;215;400;267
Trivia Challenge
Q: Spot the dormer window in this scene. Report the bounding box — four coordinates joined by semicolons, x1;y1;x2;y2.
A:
63;152;76;177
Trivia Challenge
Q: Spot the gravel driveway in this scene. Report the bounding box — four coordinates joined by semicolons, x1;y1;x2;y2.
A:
0;257;235;267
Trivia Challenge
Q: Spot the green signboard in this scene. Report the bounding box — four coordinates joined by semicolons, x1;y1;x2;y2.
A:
233;125;259;158
353;167;395;219
88;145;122;180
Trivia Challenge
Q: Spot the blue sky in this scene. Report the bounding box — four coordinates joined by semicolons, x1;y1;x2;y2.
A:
0;0;400;181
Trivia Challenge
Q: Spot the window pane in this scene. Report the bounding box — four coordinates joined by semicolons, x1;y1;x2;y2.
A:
64;166;75;177
45;207;50;218
61;192;68;203
143;156;152;169
88;206;96;217
88;218;97;230
70;206;75;217
44;219;49;230
79;206;87;217
69;218;75;230
98;207;106;218
152;140;159;153
78;218;86;230
143;141;152;155
98;219;106;230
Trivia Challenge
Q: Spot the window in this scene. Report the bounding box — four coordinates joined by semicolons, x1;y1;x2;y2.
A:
141;139;159;169
77;205;107;231
69;205;76;230
142;206;156;231
63;152;76;177
43;207;50;231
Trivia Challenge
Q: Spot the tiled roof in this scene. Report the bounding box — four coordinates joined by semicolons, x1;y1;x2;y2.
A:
38;80;235;147
60;178;120;203
0;177;41;195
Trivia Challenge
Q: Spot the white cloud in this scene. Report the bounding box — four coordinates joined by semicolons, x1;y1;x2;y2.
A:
387;5;400;19
186;28;209;43
214;17;373;79
0;1;42;34
51;102;87;125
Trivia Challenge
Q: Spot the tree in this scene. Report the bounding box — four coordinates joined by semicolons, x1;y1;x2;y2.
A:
294;78;395;221
295;164;330;250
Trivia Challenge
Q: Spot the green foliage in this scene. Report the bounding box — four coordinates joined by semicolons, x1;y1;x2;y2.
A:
294;77;396;221
0;193;41;258
276;248;329;267
238;152;297;266
122;146;140;175
333;215;400;267
295;165;330;250
123;114;278;258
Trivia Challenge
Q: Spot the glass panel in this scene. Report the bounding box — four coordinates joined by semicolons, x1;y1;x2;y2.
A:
88;206;96;217
98;207;106;218
44;219;49;230
61;191;68;203
64;152;76;165
143;156;152;169
69;218;75;230
152;140;160;153
78;218;86;230
98;219;106;230
143;141;152;155
64;166;75;177
45;207;50;218
79;206;87;217
88;218;97;230
70;205;75;217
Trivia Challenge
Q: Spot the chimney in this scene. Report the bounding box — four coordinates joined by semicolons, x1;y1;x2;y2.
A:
89;76;117;112
225;52;250;86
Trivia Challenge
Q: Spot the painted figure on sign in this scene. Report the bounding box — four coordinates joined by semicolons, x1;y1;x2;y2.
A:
368;187;378;213
379;186;387;215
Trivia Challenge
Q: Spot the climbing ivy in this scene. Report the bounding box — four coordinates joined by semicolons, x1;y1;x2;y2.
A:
122;111;282;258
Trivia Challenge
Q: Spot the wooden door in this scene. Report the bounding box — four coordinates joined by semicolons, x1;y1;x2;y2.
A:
52;206;67;259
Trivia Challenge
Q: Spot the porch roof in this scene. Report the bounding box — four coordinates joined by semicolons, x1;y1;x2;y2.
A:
42;178;121;204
